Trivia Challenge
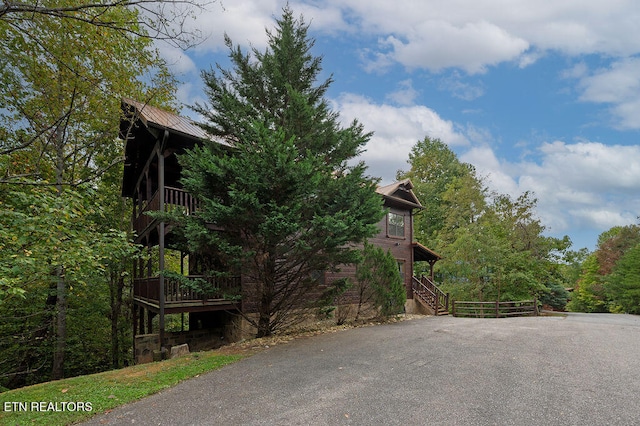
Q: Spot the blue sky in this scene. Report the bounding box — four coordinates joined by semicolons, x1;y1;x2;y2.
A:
160;0;640;251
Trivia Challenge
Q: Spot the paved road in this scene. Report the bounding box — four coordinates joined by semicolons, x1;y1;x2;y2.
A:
84;313;640;425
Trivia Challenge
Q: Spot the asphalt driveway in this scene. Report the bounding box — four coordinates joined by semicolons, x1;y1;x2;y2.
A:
84;313;640;425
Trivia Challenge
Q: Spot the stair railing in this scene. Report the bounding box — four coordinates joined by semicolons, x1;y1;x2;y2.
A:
412;275;449;315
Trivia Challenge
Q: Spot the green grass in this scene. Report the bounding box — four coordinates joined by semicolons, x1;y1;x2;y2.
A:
0;351;243;425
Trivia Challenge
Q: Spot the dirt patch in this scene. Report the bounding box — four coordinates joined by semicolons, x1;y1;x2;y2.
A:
213;313;427;356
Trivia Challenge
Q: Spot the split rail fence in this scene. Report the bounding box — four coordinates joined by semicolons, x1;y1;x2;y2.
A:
452;299;538;318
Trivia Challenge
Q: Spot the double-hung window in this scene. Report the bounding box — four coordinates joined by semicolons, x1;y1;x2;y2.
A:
388;212;405;238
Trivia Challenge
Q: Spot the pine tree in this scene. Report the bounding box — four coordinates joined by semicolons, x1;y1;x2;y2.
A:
178;7;383;337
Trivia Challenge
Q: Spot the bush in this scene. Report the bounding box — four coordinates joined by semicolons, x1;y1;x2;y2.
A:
355;241;405;319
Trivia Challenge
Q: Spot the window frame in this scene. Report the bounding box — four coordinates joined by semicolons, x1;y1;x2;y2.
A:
387;212;405;238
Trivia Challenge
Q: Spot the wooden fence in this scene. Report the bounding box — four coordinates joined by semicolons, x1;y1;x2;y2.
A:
452;299;538;318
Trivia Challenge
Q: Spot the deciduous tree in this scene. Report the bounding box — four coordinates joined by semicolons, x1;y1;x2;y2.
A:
0;0;177;382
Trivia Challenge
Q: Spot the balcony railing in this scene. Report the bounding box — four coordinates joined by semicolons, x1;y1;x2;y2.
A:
134;274;240;304
134;186;199;235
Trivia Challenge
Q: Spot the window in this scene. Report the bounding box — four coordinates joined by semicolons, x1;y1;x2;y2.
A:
388;212;405;237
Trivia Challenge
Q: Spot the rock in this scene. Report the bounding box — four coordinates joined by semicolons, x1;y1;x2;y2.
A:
170;343;190;359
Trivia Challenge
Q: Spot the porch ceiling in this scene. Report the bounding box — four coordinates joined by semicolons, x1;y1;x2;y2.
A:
413;242;442;262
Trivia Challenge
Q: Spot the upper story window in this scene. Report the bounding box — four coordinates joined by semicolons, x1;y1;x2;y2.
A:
388;212;405;238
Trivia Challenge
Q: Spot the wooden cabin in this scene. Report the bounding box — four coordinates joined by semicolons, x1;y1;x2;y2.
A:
120;99;445;362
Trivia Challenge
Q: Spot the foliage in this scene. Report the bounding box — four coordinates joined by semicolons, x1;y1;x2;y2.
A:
400;137;572;304
316;278;352;323
172;7;383;338
397;137;475;244
0;1;176;180
0;0;209;50
566;254;609;312
0;0;178;386
539;282;570;311
354;242;406;319
0;351;242;425
568;224;640;313
605;243;640;314
0;185;138;388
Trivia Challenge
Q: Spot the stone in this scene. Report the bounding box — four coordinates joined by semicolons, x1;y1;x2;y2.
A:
170;343;190;359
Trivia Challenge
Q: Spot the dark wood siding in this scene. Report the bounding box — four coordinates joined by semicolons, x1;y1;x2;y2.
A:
324;204;415;301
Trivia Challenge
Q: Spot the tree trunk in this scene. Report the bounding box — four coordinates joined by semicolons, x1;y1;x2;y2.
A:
110;273;124;369
52;265;66;379
51;117;66;380
256;307;272;338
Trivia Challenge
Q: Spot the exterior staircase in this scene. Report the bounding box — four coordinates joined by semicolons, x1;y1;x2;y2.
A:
412;275;449;316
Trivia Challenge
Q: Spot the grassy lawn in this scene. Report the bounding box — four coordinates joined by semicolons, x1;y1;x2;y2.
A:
0;351;243;425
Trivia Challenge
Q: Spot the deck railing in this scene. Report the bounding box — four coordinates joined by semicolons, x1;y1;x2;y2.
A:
134;275;240;304
133;186;199;235
412;275;449;315
452;299;538;318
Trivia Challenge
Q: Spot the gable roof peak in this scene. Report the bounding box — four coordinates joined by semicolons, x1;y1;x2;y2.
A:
376;179;422;209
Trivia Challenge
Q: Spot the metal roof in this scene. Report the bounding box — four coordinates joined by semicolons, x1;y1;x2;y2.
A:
122;98;210;141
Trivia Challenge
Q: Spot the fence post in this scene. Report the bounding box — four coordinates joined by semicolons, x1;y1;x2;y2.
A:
495;300;500;318
534;298;539;316
452;300;456;317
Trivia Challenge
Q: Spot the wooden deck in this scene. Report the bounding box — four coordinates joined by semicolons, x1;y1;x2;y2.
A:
134;275;240;314
133;186;199;237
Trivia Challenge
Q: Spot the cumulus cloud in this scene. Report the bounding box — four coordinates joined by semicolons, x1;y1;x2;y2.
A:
574;58;640;129
334;93;468;183
177;0;640;73
170;1;640;123
380;20;529;74
385;80;419;106
321;0;640;71
465;140;640;247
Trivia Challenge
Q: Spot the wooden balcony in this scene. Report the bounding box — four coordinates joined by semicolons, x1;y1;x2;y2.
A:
134;275;240;314
134;186;199;237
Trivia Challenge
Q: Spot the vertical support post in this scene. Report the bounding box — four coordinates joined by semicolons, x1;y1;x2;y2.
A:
495;300;500;318
429;260;436;282
138;307;145;334
157;135;167;351
132;305;138;362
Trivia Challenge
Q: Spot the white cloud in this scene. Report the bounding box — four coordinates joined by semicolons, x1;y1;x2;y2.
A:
438;72;485;101
381;20;529;74
385;80;419;106
180;1;640;73
320;0;640;72
157;45;197;75
465;140;640;247
575;58;640;129
334;93;468;183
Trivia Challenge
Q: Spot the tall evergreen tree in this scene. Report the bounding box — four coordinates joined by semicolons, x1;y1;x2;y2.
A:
178;7;383;337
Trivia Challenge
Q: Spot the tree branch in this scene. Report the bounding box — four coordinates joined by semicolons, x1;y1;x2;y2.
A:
1;0;216;49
